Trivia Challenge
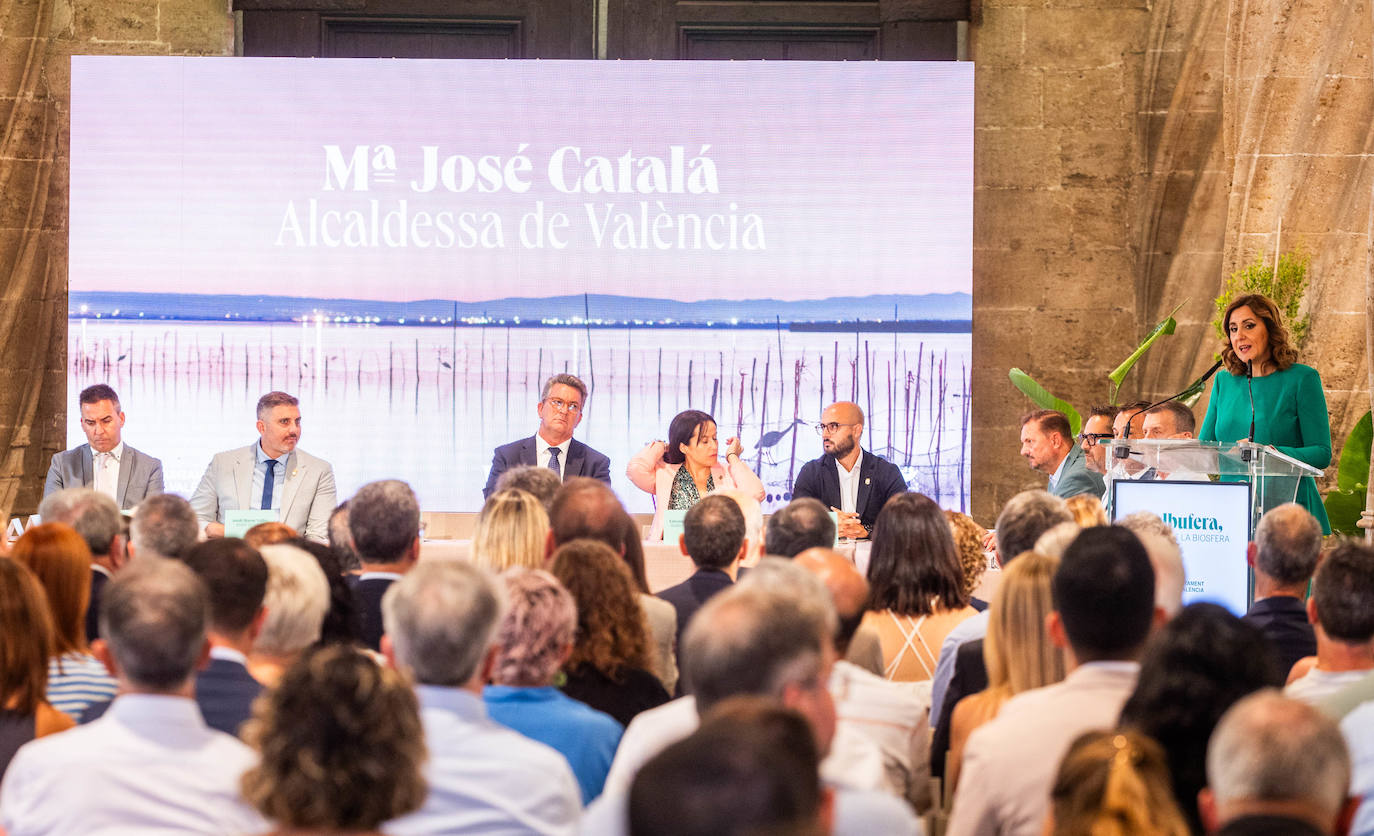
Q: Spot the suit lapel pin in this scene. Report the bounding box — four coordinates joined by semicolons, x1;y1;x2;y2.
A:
865;477;870;485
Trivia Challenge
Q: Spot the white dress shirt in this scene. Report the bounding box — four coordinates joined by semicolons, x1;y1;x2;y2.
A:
946;661;1140;836
536;435;572;479
385;685;580;836
1341;701;1374;836
835;449;864;514
0;694;265;836
92;442;123;501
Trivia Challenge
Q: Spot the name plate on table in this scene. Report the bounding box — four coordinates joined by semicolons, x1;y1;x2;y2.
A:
663;509;688;543
828;511;842;546
224;510;279;539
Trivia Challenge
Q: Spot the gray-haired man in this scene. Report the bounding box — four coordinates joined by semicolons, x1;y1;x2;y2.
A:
483;374;612;499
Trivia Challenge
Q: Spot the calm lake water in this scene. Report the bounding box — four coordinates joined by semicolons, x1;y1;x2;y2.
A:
69;320;971;513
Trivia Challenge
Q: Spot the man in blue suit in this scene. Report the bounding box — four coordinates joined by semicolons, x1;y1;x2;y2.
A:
1021;409;1105;500
482;373;612;499
182;538;268;737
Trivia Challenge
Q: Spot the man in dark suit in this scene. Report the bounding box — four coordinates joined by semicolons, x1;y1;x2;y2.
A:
182;538;268;736
38;488;127;643
482;374;612;499
657;494;749;654
44;383;163;510
347;479;421;651
791;402;907;539
1242;502;1321;677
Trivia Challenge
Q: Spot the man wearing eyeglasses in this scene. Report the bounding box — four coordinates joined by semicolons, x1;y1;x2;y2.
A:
1077;405;1119;477
482;373;612;499
791;402;907;540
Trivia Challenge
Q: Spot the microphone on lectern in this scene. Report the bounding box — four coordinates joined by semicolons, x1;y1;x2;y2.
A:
1113;358;1225;459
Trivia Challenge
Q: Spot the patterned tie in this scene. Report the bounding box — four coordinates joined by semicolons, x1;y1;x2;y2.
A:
261;459;278;510
547;447;562;479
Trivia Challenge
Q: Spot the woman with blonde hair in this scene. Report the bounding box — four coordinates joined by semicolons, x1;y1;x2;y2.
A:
10;523;116;720
1064;494;1108;527
1046;729;1191;836
0;557;74;779
248;543;332;687
946;551;1065;791
471;489;550;572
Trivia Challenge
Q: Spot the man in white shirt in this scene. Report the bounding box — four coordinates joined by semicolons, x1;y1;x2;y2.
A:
947;526;1159;836
0;560;265;836
381;560;580;836
1285;540;1374;704
791;402;907;540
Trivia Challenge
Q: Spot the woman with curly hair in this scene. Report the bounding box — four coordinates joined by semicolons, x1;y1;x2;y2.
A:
551;539;670;725
241;645;426;835
944;510;991;611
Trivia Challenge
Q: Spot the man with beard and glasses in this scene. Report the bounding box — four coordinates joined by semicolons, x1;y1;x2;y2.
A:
791;402;907;541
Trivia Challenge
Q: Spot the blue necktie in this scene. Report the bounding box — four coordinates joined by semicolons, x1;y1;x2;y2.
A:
547;447;561;479
262;459;278;510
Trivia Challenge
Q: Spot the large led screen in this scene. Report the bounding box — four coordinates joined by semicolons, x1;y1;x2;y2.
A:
69;57;973;512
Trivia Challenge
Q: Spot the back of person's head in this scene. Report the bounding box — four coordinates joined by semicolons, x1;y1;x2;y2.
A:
793;548;868;655
550;539;653;680
737;557;839;645
1146;400;1197;435
945;510;990;601
1118;603;1285;832
0;557;57;714
1135;532;1185;619
1117;511;1177;547
11;522;93;656
241;645;425;831
1205;690;1350;827
995;490;1072;563
130;493;199;560
183;539;268;637
765;498;835;558
38;488;121;557
1049;729;1190;836
1054;526;1156;661
629;698;824;836
494;465;561;510
866;492;966;616
683;494;746;570
288;537;363;647
255;544;331;658
709;488;764;561
99;559;208;691
242;521;297;549
1252;502;1322;587
472;489;550;573
1034;521;1082;559
985;551;1064;699
1064;494;1108;528
682;584;828;715
548;478;650;592
382;560;504;687
1311;539;1374;643
327;501;362;573
347;480;419;565
492;567;577;688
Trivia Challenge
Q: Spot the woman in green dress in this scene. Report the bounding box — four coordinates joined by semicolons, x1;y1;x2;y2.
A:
1199;293;1331;533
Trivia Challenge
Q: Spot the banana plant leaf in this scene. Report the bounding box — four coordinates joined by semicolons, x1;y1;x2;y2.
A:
1009;368;1082;437
1176;362;1218;408
1107;301;1187;398
1324;410;1371;536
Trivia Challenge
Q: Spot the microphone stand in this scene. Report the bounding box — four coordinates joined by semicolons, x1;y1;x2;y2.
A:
1114;358;1225;459
1242;360;1256;462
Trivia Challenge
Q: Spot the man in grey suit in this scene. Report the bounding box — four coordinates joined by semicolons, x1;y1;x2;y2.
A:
190;391;336;541
44;384;163;510
1020;409;1105;500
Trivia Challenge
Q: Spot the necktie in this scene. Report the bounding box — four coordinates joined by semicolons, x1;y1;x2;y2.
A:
548;447;562;479
262;459;278;510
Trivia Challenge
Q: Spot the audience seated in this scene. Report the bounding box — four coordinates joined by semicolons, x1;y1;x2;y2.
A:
947;525;1156;836
181;539;269;736
0;560;266;835
247;543;331;688
794;547;932;809
1117;603;1284;832
127;493;199;560
380;560;581;835
551;539;671;725
1338;679;1374;835
1285;539;1374;702
485;567;623;804
764;497;836;557
1242;502;1322;677
242;645;426;836
10;523;116;721
241;520;297;548
629;698;826;836
1031;521;1080;559
861;492;975;682
494;464;562;511
549;478;678;694
1133;531;1186;620
590;577;920;835
348;479;421;651
471;488;550;572
656;494;747;655
1046;729;1189;835
289;536;364;646
945;551;1064;794
930;490;1071;730
707;487;765;566
1063;494;1108;527
36;488;125;644
327;500;362;573
944;510;990;611
1200;690;1355;836
0;558;74;780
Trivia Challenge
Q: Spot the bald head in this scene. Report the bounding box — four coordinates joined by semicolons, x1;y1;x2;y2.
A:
549;478;626;548
794;547;868;655
824;402;863;426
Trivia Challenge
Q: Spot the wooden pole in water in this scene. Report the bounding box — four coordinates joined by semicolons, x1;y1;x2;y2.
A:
688;358;694;406
709;378;719;418
736;369;746;439
864;340;873;453
831;341;838;402
886;360;893;458
787;359;802;491
757;351;771;475
656;348;663;420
